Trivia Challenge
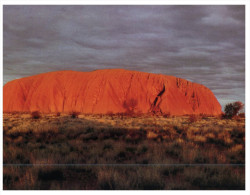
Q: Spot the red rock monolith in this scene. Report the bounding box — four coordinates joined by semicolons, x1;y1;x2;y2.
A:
3;69;222;115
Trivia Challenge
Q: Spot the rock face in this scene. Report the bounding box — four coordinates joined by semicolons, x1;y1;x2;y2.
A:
3;69;222;115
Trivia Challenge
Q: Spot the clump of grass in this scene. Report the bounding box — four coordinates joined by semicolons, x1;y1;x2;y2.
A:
38;169;64;181
136;168;165;190
115;151;130;162
125;147;137;154
71;111;80;118
31;111;41;119
184;167;245;190
165;141;182;159
97;167;165;190
140;146;148;153
103;144;113;151
162;167;184;176
188;114;198;123
146;131;158;139
163;112;170;118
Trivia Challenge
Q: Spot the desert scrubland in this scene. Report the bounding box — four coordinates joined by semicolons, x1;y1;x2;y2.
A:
3;112;245;190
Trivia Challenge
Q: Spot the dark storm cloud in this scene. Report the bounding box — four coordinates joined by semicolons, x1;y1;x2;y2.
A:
3;5;245;108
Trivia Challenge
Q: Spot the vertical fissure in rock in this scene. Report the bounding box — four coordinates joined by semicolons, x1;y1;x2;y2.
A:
157;85;165;97
151;84;165;113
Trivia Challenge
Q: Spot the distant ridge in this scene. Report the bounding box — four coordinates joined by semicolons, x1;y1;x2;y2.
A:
3;69;222;115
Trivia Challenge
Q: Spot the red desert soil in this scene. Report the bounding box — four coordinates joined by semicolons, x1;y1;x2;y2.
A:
3;69;222;115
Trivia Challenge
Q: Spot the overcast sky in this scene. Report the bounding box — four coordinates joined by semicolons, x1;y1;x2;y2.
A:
3;5;245;109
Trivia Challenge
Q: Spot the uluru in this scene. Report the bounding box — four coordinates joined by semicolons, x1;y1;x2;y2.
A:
3;69;222;115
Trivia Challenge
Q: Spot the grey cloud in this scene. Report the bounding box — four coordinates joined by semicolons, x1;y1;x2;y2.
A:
200;6;243;26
